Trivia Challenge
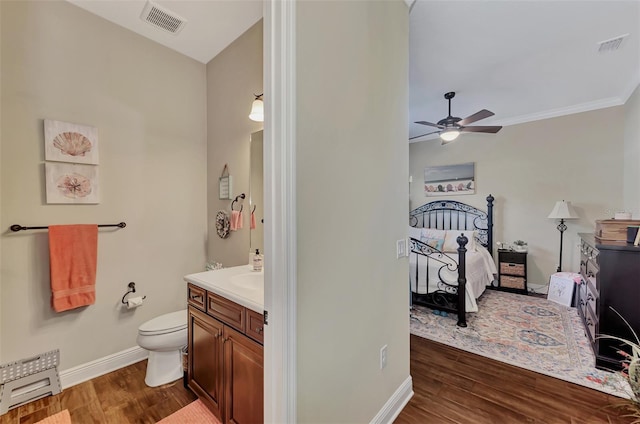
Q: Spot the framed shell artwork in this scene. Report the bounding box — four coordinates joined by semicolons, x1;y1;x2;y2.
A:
44;119;99;164
45;162;99;204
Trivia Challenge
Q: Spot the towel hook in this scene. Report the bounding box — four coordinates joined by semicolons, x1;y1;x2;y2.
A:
231;193;245;212
121;282;146;305
251;204;256;214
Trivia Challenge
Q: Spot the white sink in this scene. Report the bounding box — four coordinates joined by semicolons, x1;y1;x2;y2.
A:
230;272;263;290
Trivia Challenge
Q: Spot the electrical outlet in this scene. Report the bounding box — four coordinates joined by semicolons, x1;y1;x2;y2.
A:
380;345;388;369
396;239;407;259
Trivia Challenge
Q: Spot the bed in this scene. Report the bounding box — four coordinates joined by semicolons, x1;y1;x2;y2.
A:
409;195;497;327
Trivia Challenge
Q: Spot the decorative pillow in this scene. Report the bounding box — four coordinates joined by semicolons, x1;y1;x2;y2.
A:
420;229;446;251
408;226;423;241
443;230;477;252
421;237;445;251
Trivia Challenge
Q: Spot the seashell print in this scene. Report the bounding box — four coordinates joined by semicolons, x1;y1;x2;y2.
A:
56;173;92;199
52;132;93;157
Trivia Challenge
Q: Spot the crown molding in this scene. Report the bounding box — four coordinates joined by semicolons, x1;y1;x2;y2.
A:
409;94;631;143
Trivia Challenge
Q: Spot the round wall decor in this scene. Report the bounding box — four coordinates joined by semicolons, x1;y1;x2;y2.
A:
215;210;230;239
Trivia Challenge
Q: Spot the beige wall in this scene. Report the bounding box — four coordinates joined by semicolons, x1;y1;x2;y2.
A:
206;21;263;268
410;107;625;289
0;1;207;369
624;84;640;217
296;1;410;422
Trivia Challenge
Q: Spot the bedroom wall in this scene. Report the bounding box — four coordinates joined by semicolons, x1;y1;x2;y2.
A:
624;84;640;218
295;1;410;422
206;20;263;268
0;1;207;370
409;106;625;289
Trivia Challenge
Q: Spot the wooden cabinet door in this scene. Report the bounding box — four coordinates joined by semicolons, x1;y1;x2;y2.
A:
188;306;224;422
223;326;264;424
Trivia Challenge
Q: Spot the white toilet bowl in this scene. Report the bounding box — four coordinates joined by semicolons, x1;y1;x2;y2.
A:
137;309;187;387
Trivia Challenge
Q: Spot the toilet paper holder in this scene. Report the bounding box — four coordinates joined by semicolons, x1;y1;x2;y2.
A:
121;282;146;305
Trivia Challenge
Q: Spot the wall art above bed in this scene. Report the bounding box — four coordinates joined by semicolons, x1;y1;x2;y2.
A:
424;162;475;196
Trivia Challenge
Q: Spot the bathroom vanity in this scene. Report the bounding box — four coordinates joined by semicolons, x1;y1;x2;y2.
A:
184;266;264;424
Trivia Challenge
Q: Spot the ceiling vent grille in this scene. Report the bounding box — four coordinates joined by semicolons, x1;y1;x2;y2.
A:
597;34;628;53
140;1;187;35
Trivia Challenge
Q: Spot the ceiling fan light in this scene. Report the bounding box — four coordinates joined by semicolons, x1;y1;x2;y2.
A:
440;129;460;143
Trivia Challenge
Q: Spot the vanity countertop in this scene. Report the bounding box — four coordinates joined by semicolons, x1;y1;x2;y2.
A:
184;265;264;313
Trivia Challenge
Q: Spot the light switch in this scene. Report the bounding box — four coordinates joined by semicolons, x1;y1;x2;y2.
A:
397;239;407;258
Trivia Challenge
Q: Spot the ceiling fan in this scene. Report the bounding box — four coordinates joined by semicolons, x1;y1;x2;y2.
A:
411;92;502;144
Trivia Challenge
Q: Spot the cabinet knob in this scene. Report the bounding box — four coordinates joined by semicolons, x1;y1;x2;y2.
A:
256;327;263;334
191;294;203;301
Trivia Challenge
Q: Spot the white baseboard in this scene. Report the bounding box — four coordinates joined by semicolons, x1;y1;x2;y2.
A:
370;376;414;424
59;346;148;389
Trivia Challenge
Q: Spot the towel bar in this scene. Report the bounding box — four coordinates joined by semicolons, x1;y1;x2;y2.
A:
10;222;126;232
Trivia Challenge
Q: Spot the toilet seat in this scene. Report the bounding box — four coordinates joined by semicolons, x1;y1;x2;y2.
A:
138;310;187;336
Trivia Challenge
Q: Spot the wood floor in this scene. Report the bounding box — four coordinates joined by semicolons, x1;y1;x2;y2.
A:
2;338;636;423
395;335;635;424
0;361;196;424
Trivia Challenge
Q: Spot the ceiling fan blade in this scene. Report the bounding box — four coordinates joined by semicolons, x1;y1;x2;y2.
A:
460;125;502;134
415;120;445;129
409;130;440;140
457;109;494;126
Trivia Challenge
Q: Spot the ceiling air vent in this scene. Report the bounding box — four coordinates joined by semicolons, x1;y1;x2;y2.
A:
597;34;628;53
140;1;187;35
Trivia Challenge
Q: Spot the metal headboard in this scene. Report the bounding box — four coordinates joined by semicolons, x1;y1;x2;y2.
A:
409;194;494;256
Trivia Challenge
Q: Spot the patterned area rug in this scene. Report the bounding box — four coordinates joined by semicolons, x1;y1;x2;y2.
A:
156;400;220;424
35;410;70;424
410;289;631;398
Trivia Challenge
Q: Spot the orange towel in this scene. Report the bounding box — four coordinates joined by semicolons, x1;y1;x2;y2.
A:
48;225;98;312
250;211;256;230
237;210;244;229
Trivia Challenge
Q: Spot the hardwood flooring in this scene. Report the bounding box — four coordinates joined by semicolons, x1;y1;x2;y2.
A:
1;338;636;423
395;335;636;424
0;361;196;424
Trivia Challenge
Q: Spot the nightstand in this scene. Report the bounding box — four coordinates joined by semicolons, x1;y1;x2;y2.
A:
498;249;528;294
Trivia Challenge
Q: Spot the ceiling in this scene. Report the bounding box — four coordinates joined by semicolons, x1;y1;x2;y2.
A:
409;0;639;141
67;1;639;140
67;0;262;64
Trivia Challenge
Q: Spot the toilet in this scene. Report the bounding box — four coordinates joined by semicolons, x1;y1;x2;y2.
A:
137;309;188;387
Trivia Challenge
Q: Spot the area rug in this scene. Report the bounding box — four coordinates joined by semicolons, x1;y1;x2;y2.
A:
410;289;632;398
35;410;71;424
156;400;220;424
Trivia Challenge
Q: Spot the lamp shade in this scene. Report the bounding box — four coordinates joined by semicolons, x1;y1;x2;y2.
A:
547;200;578;220
249;98;264;122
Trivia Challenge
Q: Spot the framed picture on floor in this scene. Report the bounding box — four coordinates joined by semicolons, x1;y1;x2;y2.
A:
547;273;578;307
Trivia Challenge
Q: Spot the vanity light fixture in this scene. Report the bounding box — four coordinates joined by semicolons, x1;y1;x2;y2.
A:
249;93;264;122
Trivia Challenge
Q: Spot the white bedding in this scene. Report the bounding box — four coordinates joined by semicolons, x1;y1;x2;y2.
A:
409;241;497;313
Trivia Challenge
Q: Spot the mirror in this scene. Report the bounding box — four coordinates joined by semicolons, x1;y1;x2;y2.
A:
249;130;264;253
